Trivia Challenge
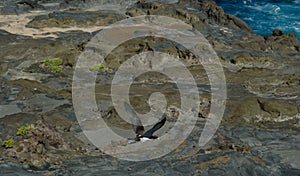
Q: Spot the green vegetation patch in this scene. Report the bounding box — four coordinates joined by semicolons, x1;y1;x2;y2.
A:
49;65;63;73
45;58;63;66
89;63;110;72
44;58;63;73
17;126;32;136
2;139;14;148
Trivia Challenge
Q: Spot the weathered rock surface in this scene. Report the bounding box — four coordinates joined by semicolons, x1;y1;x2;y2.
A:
26;11;126;28
0;0;299;175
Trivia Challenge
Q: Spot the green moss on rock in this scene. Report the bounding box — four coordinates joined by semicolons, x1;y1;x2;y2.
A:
2;139;14;148
17;126;32;136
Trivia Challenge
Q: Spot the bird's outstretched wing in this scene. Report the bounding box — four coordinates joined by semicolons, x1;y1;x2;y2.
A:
124;102;144;136
142;115;166;138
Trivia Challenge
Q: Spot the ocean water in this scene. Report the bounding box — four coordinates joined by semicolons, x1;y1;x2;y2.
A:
215;0;300;40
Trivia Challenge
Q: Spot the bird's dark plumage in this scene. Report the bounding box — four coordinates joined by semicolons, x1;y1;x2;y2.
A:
142;116;166;139
124;102;144;135
124;102;166;141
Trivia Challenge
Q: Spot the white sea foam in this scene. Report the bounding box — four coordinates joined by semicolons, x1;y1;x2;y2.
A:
216;0;300;40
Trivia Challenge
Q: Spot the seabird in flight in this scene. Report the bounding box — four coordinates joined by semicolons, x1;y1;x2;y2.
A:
124;102;166;143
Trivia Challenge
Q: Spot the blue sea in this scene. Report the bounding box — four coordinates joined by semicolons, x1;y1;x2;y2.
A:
215;0;300;40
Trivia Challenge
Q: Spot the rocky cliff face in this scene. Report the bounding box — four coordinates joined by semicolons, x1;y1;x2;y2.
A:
0;0;299;175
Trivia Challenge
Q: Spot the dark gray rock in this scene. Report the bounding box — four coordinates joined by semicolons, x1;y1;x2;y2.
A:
0;0;299;175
